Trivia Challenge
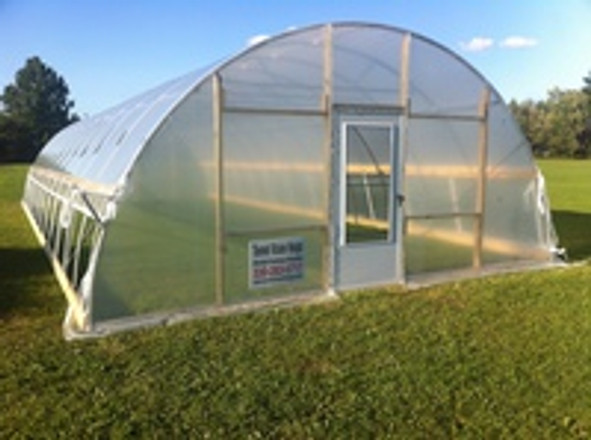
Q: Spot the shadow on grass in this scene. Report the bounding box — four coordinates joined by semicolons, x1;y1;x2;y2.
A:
552;210;591;261
0;247;56;318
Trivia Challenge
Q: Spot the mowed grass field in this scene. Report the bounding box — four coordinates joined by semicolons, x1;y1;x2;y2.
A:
1;161;590;438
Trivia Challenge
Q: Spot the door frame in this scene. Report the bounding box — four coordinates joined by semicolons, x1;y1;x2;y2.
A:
331;109;404;290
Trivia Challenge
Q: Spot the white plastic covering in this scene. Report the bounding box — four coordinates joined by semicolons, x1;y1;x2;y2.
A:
21;22;560;337
36;68;213;188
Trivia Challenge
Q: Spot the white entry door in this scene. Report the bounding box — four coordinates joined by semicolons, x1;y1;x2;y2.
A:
334;117;402;290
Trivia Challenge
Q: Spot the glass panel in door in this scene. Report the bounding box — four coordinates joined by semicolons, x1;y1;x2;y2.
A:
345;124;392;244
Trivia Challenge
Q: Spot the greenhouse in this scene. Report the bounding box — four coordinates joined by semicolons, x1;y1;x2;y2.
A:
22;22;561;337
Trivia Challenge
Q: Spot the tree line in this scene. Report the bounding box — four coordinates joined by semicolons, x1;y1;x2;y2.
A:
509;73;591;158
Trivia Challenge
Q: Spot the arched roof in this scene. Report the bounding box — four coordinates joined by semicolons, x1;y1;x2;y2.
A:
35;67;211;188
34;22;503;192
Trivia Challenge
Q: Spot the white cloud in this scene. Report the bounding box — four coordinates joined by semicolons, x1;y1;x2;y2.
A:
500;36;538;49
460;37;494;52
247;34;270;47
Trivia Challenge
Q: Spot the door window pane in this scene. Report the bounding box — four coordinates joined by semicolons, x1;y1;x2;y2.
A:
345;124;392;243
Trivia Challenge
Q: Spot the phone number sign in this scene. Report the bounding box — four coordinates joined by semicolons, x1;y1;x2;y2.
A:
249;237;305;289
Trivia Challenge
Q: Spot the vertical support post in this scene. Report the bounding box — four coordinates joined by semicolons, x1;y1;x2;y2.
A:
213;73;225;305
62;208;72;268
49;192;61;252
322;23;334;294
72;213;88;288
397;32;412;282
473;87;491;268
399;33;411;109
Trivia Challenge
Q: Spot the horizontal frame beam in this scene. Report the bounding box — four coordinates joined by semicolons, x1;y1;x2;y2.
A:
410;112;484;122
223;106;327;117
29;166;118;197
199;160;537;180
406;212;479;220
226;224;325;238
333;103;406;115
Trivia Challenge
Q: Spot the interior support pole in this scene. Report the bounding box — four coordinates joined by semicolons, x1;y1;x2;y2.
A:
397;32;411;282
322;23;334;293
399;33;411;109
213;73;225;305
473;87;491;268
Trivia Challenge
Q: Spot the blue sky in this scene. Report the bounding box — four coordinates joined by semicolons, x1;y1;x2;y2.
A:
2;0;590;116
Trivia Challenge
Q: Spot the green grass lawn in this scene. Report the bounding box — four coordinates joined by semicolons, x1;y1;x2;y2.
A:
1;162;591;438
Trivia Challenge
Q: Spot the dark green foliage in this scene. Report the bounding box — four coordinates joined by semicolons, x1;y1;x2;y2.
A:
0;57;78;162
510;72;591;158
510;88;590;158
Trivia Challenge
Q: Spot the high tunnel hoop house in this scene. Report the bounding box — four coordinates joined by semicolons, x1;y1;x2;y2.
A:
22;22;560;337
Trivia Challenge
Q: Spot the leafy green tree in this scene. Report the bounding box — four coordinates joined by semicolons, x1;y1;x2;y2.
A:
510;87;589;158
542;88;588;157
0;56;78;162
509;98;545;154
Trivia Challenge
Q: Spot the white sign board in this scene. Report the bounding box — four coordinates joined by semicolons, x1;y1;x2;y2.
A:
249;237;305;289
